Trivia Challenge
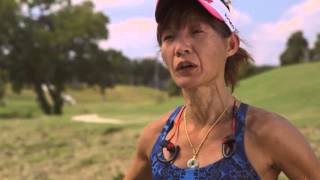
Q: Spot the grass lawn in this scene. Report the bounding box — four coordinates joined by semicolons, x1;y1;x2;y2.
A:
0;86;182;180
0;62;319;179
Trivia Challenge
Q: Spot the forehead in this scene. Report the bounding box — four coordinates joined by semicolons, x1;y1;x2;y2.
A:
156;1;230;44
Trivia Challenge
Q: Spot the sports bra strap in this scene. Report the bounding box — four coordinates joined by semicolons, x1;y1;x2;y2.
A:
160;106;183;141
235;103;249;139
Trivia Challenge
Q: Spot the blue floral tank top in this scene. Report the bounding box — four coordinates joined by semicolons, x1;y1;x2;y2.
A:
150;103;260;179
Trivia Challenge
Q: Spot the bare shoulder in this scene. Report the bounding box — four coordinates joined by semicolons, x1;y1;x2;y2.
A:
245;105;292;138
245;105;320;179
245;105;307;150
124;109;176;180
138;109;174;158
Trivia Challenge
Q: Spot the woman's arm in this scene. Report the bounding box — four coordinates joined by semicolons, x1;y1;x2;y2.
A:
124;112;171;180
124;126;153;180
262;115;320;179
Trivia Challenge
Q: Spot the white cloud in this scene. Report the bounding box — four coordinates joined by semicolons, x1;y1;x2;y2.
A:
248;0;320;65
287;0;320;16
230;7;252;28
72;0;145;10
99;17;158;59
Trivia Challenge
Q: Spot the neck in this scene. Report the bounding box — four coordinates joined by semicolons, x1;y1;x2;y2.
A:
182;82;234;128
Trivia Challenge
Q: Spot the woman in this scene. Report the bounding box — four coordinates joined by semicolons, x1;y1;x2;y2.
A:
125;0;320;179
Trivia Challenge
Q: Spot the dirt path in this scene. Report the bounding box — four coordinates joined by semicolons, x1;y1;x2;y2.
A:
71;114;123;124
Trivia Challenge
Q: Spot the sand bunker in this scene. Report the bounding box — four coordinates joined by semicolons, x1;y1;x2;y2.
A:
72;114;122;124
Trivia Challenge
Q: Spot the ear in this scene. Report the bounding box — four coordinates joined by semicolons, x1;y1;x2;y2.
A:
226;33;240;57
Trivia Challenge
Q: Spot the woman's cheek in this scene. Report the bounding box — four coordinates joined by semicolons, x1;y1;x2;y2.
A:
161;50;173;69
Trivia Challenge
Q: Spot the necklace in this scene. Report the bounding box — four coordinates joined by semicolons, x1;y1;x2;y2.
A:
183;105;229;168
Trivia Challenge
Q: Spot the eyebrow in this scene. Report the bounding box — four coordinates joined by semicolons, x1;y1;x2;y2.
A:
189;22;203;29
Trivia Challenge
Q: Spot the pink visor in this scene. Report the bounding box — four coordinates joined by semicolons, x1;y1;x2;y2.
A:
155;0;237;32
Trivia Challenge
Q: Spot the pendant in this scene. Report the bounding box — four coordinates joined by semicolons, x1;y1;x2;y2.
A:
187;157;199;168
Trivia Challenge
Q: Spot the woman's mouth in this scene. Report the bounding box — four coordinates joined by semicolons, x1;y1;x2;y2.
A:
176;61;198;71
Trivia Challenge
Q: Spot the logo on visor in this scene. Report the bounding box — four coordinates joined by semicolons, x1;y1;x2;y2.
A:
225;13;236;31
204;0;213;3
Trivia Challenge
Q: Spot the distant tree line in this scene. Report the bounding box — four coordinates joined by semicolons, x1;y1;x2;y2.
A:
280;31;320;66
71;49;170;100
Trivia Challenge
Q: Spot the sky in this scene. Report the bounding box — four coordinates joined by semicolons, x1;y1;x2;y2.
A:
72;0;320;66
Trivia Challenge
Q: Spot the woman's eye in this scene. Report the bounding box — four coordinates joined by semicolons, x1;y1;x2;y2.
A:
192;29;203;34
163;35;174;42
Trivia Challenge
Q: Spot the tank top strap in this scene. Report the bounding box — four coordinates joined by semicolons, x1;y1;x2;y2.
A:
159;106;183;141
232;103;252;163
234;102;249;137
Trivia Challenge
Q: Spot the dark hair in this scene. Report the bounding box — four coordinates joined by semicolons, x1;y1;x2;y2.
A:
156;0;253;92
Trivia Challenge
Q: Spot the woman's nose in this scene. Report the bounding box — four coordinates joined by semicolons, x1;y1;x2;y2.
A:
174;32;192;57
176;48;191;57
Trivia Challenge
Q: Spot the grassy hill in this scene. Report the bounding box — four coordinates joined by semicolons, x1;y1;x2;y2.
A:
235;61;320;127
0;62;319;179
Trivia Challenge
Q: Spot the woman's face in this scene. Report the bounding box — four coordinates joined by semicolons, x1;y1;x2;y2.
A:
160;15;235;89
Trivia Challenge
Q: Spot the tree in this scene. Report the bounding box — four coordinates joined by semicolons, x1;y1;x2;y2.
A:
280;31;309;66
238;62;274;80
0;70;7;104
131;58;170;88
0;0;20;103
105;49;132;85
5;0;109;115
310;33;320;61
82;48;117;101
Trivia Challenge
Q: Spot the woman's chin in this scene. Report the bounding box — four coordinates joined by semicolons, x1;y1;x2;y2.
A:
175;80;199;89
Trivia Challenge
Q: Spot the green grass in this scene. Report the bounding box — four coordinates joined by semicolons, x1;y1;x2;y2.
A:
0;85;182;179
235;61;320;128
0;62;319;179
